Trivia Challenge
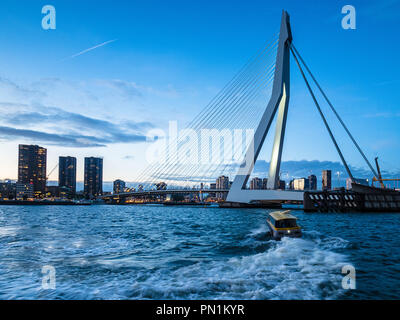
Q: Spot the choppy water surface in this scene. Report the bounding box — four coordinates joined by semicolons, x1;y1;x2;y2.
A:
0;205;399;299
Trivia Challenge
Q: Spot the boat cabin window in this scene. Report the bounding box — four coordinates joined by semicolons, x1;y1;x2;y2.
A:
275;219;297;228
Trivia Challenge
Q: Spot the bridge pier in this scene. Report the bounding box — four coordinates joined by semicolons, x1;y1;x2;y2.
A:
227;11;295;204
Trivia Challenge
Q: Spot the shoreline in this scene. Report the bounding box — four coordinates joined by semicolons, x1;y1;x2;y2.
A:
0;200;91;206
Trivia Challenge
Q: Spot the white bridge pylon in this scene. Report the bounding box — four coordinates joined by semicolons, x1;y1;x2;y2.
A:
227;11;304;203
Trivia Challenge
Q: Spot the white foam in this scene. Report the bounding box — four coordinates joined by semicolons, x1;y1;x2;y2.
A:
249;223;268;237
128;236;350;300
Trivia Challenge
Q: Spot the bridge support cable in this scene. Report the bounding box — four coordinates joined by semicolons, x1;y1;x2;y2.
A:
152;70;276;187
290;46;355;181
133;38;279;187
138;38;280;188
149;61;276;185
173;65;277;185
146;62;276;187
173;35;279;137
173;50;278;181
291;45;378;179
135;37;279;187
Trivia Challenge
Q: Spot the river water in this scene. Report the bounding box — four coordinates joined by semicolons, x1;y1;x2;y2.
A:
0;205;399;299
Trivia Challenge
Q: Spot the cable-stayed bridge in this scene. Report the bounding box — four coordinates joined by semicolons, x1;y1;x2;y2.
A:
103;11;381;206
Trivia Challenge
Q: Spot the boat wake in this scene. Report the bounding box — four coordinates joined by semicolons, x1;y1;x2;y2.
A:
126;228;351;300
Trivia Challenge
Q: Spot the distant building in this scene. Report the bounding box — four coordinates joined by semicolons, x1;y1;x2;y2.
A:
84;157;103;197
322;170;332;191
289;179;295;190
216;176;229;200
308;175;317;190
59;156;77;194
209;183;217;198
46;186;60;198
18;144;47;197
16;182;34;200
293;178;309;191
262;178;268;189
250;177;262;190
113;179;126;194
59;186;72;199
216;176;229;189
279;180;286;190
0;181;16;199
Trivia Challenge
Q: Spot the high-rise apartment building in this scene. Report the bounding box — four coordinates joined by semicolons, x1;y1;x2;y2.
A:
84;157;103;197
59;156;77;194
18;144;47;197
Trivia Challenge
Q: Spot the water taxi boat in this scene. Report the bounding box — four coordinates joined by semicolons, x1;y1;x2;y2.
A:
267;210;302;240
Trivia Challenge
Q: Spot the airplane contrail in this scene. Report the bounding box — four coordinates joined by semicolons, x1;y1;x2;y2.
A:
62;39;118;61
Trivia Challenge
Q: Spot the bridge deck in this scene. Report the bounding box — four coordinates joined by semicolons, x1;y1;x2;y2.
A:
102;189;230;199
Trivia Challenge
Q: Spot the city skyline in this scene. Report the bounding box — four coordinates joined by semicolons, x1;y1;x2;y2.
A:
3;141;400;190
0;0;399;183
3;143;391;195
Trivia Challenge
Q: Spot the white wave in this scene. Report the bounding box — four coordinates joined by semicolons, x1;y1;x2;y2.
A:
249;223;269;237
127;236;350;300
304;230;323;238
318;236;350;250
0;226;19;238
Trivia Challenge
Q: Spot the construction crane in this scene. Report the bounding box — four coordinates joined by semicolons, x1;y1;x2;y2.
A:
372;157;400;189
46;163;58;185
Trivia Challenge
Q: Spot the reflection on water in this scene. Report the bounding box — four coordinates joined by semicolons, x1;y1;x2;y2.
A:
0;205;399;299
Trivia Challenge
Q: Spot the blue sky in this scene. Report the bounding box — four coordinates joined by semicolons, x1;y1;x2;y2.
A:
0;0;399;184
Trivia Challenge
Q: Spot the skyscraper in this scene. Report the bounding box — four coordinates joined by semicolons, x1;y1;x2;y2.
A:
59;156;77;194
84;157;103;197
308;174;317;190
18;144;47;197
322;170;332;191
